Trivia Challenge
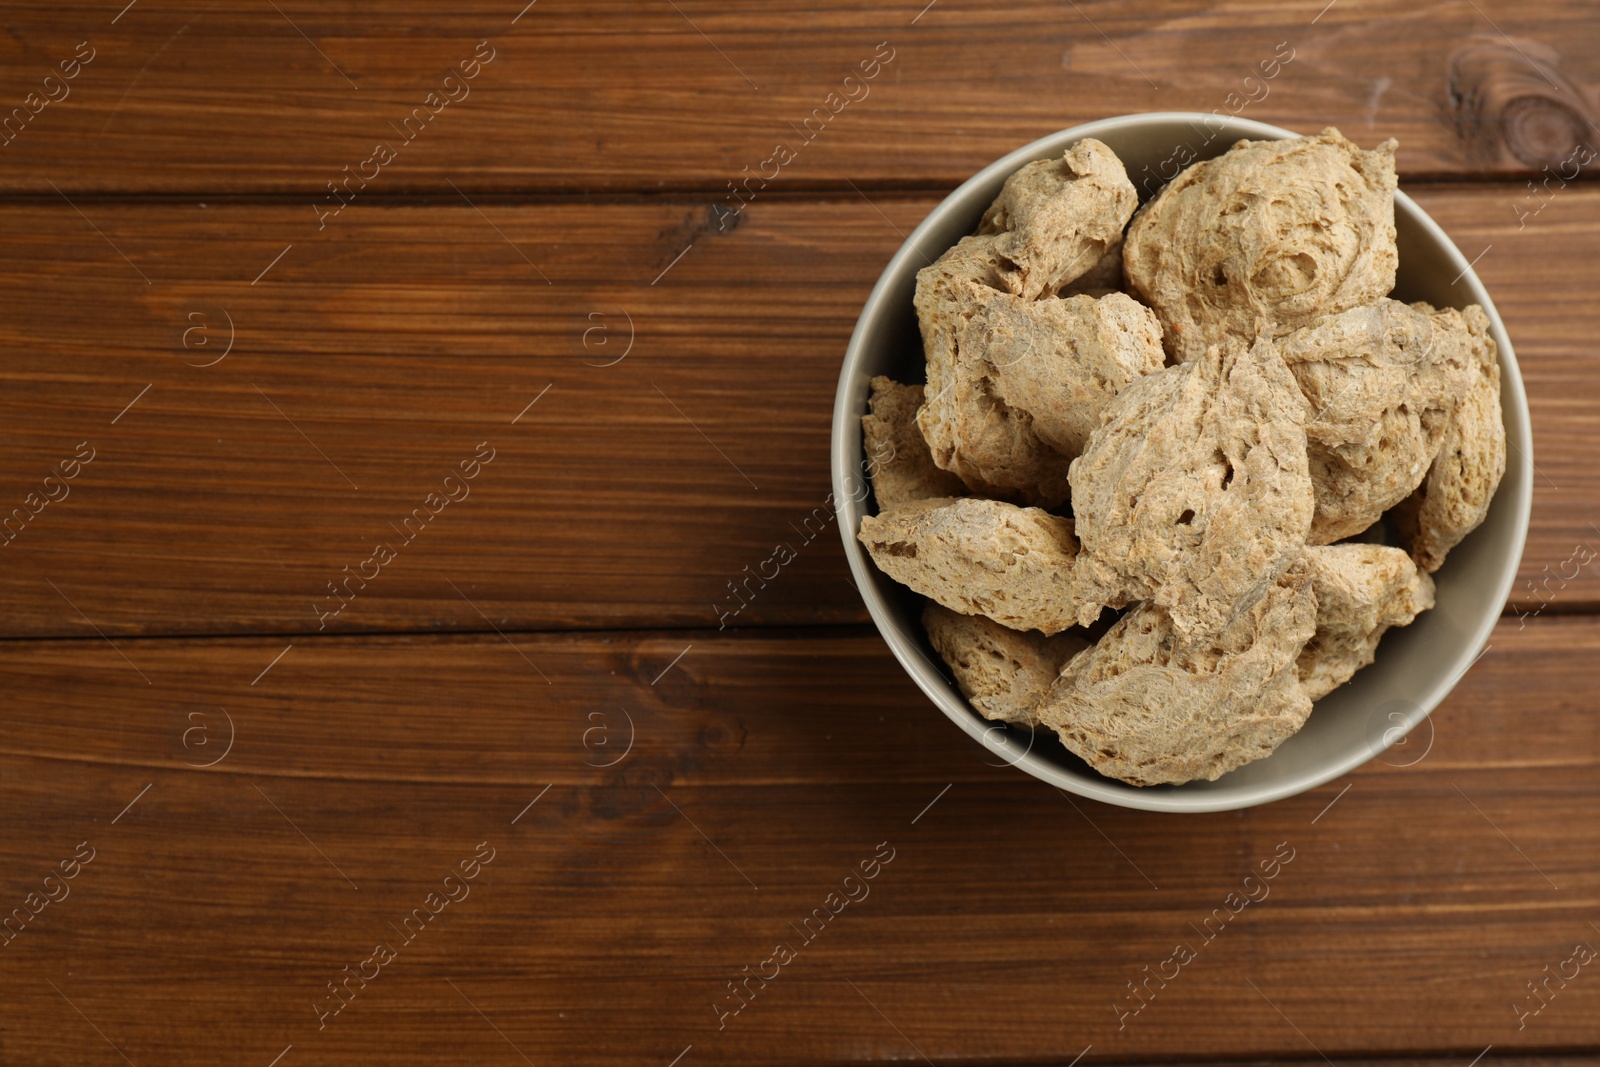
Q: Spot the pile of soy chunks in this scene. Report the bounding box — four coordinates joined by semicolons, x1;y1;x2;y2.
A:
858;129;1506;786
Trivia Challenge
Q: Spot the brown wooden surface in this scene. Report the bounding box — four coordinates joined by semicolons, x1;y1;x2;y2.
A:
1;1;1599;193
2;618;1599;1065
1;188;1598;637
3;1;1599;1065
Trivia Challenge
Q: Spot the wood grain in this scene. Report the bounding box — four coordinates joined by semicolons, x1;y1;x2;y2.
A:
0;187;1595;637
0;0;1597;195
1;615;1597;1065
4;9;1599;1060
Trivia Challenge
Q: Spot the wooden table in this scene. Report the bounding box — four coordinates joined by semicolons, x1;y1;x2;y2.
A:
2;2;1597;1064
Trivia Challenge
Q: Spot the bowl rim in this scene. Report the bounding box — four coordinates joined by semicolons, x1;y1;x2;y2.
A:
831;111;1533;813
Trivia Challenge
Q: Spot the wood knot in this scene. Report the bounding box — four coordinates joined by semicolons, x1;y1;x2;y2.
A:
590;754;678;821
630;640;701;708
1448;36;1597;169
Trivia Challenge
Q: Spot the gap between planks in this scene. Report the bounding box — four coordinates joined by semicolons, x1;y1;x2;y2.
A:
0;605;1590;648
0;176;1581;208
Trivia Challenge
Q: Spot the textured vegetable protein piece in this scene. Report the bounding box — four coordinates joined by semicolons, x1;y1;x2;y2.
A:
922;602;1091;725
914;138;1141;505
856;496;1109;634
1061;237;1125;297
1392;305;1507;572
975;290;1166;457
1279;299;1485;543
976;138;1139;300
1124;128;1398;361
1067;336;1314;640
1298;543;1436;701
913;235;1077;505
1037;556;1317;786
861;377;967;510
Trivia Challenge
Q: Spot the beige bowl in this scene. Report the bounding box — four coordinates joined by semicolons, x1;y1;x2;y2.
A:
831;113;1532;812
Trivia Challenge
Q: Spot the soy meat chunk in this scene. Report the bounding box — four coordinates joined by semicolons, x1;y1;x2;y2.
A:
1037;556;1317;786
914;139;1140;504
922;603;1091;725
976;138;1139;300
1392;305;1507;572
1282;300;1475;452
1124;128;1398;360
915;280;1163;507
916;232;1011;306
1068;336;1314;641
976;291;1166;457
1278;299;1481;543
1298;544;1435;701
1060;236;1125;297
860;377;966;510
914;235;1076;505
857;496;1111;634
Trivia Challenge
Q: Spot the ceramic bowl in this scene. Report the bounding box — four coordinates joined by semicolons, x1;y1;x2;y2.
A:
831;112;1532;812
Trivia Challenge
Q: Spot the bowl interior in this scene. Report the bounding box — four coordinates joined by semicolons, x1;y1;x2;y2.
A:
832;112;1532;812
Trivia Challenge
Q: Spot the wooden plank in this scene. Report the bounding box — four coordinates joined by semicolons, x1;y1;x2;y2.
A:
0;615;1597;1065
0;187;1594;638
0;0;1596;194
1412;187;1600;620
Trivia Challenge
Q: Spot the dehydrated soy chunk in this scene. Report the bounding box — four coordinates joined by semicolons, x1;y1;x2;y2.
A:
857;496;1112;634
914;236;1075;505
977;138;1139;300
1280;300;1475;451
861;377;967;511
922;603;1091;725
915;284;1163;508
979;291;1166;458
1279;299;1481;543
1302;422;1432;545
913;140;1142;505
915;232;1009;306
1124;128;1398;360
1068;336;1314;641
1298;543;1435;701
1060;237;1125;298
1037;556;1317;786
1392;306;1506;572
